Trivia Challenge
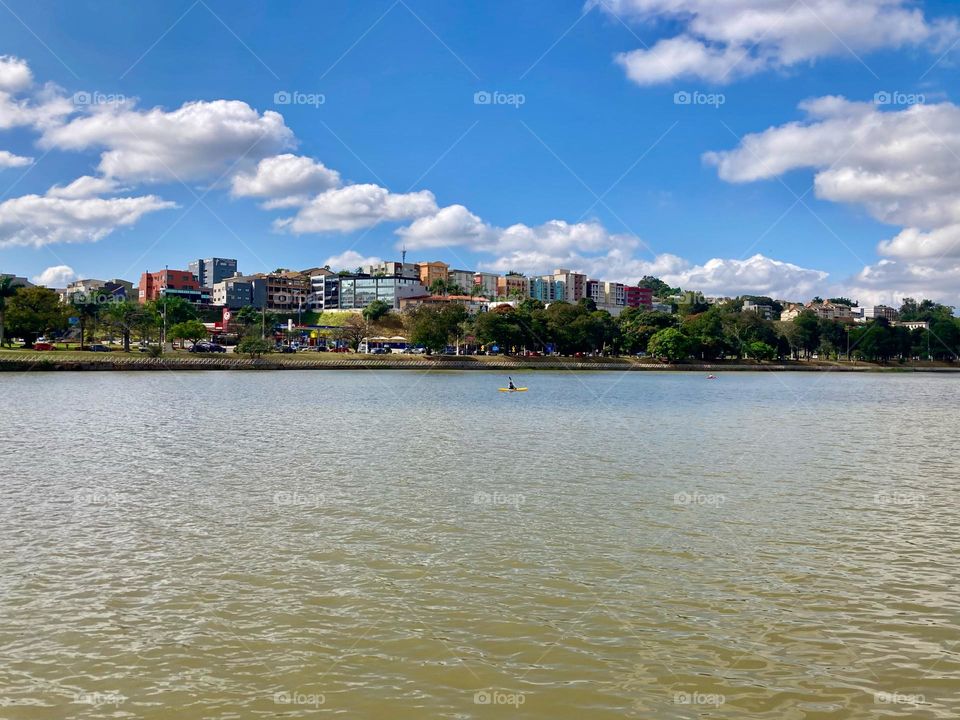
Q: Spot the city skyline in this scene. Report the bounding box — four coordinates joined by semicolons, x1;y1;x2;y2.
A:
1;1;960;307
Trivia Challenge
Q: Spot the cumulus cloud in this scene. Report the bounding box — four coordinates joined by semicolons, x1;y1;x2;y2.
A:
323;249;384;271
0;189;176;248
598;0;956;84
32;264;77;287
40;99;295;183
275;184;438;233
231;153;341;207
0;55;32;92
706;95;960;305
47;175;123;198
0;149;32;168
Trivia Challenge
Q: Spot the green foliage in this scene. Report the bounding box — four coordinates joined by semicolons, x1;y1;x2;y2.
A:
637;276;680;299
7;287;68;345
237;337;272;359
746;341;776;361
619;308;677;354
362;299;391;322
168;319;208;346
647;328;690;362
899;298;955;323
0;276;20;347
408;304;468;352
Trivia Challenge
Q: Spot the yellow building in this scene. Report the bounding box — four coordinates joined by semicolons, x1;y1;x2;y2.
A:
417;261;449;289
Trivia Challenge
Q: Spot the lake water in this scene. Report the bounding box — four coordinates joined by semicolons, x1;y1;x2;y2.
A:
1;370;958;719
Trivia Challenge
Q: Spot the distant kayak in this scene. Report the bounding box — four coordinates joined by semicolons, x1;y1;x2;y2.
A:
498;387;528;392
706;375;718;380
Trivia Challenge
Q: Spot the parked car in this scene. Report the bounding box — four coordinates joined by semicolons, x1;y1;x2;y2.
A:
87;344;111;352
187;342;227;352
32;342;56;351
276;345;296;354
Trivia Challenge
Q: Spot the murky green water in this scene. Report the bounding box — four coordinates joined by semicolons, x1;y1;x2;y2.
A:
1;370;958;718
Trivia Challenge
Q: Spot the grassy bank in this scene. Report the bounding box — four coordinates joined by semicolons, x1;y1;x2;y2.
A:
1;348;959;373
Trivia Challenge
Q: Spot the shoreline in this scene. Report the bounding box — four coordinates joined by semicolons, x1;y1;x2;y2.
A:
2;353;959;373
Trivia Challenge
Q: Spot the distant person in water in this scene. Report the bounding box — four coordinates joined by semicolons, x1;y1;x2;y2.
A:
508;377;516;390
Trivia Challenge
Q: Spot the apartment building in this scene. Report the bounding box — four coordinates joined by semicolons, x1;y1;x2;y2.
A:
139;269;210;305
529;276;564;302
363;261;420;280
318;274;427;310
188;257;237;287
417;261;449;288
449;269;475;292
473;272;499;298
497;273;529;299
553;269;586;303
624;286;653;309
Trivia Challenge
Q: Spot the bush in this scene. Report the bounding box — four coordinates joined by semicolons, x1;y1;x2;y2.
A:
146;344;163;358
237;337;272;359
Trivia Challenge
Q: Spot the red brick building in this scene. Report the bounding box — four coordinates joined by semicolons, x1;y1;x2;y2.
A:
139;269;210;305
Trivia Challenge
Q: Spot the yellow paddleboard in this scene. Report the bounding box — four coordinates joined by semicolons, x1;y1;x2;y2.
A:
498;388;528;392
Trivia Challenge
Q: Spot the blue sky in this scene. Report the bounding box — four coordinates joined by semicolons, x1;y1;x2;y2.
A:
2;0;960;305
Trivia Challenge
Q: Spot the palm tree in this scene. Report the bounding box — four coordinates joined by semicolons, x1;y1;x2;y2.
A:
0;276;19;348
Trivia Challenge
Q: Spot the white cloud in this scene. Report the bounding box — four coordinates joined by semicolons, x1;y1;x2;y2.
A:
40;99;295;183
276;184;438;233
707;95;960;305
396;204;495;248
0;149;32;168
32;264;76;287
323;249;384;271
598;0;956;84
0;56;32;92
47;175;122;198
231;153;341;207
0;189;176;248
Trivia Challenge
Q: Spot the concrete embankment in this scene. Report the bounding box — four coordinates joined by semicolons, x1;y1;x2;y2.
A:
1;354;959;373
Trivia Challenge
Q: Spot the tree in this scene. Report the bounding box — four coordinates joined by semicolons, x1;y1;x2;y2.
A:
637;276;679;299
746;341;776;361
168;319;208;348
647;328;690;362
0;276;19;348
407;304;467;353
362;299;391;322
619;308;676;354
339;314;369;350
104;300;143;352
237;337;272;359
69;288;110;349
6;287;68;346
